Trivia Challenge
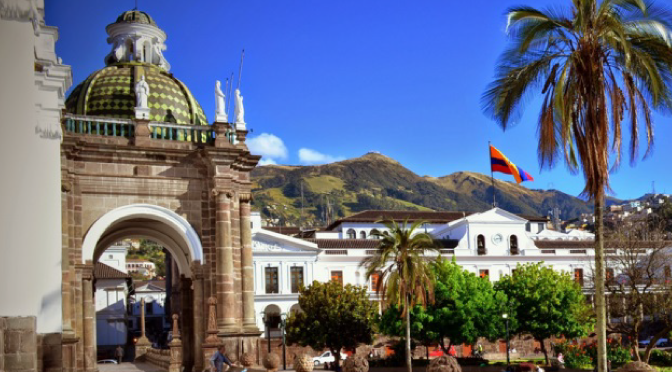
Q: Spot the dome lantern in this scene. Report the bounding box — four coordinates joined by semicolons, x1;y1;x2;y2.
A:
104;10;170;71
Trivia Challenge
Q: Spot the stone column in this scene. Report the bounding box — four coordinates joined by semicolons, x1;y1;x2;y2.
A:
192;262;205;372
81;263;96;372
215;190;236;331
135;298;151;360
240;195;258;331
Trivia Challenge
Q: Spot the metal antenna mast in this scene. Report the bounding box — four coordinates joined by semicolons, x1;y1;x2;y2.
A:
237;49;245;90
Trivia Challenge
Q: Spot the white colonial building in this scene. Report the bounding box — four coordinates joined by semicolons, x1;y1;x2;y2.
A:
251;208;601;335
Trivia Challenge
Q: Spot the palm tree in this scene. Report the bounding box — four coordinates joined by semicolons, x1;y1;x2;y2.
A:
482;1;672;371
362;219;438;372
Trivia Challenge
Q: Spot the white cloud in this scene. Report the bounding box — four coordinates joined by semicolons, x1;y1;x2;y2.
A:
298;148;345;165
247;133;288;164
258;158;277;166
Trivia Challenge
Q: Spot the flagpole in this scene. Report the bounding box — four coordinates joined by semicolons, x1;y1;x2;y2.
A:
489;141;496;208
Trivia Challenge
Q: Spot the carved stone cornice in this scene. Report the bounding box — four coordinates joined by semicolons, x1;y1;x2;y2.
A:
0;0;41;31
190;260;204;280
239;193;252;203
76;263;94;281
211;188;233;199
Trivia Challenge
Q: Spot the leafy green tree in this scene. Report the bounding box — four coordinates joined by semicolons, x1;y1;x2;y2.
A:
483;2;672;371
495;263;594;365
285;281;378;366
431;257;509;351
362;219;437;372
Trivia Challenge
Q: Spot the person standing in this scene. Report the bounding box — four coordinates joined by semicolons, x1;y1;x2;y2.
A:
210;345;235;372
115;345;124;364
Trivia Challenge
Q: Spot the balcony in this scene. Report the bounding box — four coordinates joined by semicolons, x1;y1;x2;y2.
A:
62;114;238;147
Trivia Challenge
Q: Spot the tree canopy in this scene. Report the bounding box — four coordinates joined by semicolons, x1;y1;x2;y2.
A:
495;263;594;364
285;280;378;364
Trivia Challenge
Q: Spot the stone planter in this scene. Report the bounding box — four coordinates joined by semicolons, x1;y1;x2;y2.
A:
427;355;462;372
263;353;281;372
343;355;369;372
295;354;315;372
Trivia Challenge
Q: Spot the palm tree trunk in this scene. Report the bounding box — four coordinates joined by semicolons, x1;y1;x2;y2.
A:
406;296;412;372
595;190;608;372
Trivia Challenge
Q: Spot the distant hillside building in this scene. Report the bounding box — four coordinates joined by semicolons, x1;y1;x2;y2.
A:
126;258;157;278
251;208;616;336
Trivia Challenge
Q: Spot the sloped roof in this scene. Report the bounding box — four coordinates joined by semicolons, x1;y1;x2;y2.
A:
134;280;166;290
95;262;130;279
326;210;548;230
304;238;459;249
326;210;469;230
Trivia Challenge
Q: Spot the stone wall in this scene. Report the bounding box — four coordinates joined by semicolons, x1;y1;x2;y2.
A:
1;317;38;372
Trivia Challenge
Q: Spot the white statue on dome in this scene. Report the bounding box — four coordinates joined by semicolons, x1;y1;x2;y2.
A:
215;81;227;122
234;88;245;125
135;76;150;109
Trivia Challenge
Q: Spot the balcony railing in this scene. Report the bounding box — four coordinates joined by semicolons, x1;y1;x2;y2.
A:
62;114;235;145
64;114;135;138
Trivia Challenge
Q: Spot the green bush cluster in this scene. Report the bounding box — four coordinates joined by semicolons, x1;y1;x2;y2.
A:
645;350;672;367
555;340;632;369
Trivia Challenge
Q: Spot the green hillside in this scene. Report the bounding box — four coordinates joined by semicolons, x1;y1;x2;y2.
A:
250;152;595;227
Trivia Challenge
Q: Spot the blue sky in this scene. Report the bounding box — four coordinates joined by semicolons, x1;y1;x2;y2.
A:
47;0;672;200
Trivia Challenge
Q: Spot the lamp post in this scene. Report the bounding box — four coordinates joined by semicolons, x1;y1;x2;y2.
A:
260;311;271;353
502;313;510;366
280;312;287;371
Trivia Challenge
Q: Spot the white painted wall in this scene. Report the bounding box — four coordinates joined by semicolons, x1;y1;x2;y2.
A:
0;1;71;334
95;278;129;346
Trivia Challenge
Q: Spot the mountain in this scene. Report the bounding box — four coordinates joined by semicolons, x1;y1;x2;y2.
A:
250;152;595;227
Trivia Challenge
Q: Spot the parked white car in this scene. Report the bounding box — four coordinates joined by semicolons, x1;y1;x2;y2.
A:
312;351;347;366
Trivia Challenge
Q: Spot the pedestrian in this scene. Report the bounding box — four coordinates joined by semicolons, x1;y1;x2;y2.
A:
210;345;235;372
115;345;124;364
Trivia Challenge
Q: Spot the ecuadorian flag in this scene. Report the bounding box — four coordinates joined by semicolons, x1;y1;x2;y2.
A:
490;145;534;184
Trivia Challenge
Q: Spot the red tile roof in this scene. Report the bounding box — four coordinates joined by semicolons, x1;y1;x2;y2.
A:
305;238;459;249
94;262;130;279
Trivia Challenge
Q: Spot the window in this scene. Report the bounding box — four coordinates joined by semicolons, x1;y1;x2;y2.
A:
346;229;356;239
290;267;304;293
145;302;153;315
331;271;343;286
606;268;614;283
574;269;584;287
525;223;531;232
479;270;489;278
477;235;486;255
510;235;519;255
370;271;382;292
538;223;545;233
370;229;380;239
265;267;279;294
109;254;113;259
360;231;367;239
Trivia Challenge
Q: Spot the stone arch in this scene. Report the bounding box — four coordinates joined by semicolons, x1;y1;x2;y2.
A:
289;303;302;315
82;204;204;277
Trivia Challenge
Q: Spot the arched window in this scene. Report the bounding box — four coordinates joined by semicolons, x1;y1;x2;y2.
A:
360;231;367;239
477;235;486;255
125;39;134;61
370;229;380;239
143;41;152;63
510;235;519;255
346;229;356;239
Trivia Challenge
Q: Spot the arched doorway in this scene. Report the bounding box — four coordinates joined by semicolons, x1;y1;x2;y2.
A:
82;204;206;371
262;304;281;338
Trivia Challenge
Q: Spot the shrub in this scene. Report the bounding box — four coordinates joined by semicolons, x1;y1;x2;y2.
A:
554;342;592;369
584;339;632;368
646;350;672;367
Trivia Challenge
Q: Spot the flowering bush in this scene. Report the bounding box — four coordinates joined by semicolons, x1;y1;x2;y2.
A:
555;339;632;369
554;342;592;369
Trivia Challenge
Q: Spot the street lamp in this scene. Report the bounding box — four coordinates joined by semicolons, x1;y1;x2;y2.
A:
502;313;510;366
260;311;271;353
280;312;288;371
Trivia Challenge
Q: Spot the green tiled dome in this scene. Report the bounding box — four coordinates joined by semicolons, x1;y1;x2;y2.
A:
115;10;157;26
66;63;208;125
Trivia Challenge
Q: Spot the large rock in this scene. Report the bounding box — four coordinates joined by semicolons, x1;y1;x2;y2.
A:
427;356;462;372
616;362;656;372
